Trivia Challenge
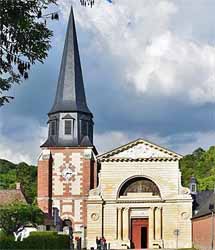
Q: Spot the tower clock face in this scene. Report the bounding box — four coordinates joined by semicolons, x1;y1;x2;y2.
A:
61;166;76;181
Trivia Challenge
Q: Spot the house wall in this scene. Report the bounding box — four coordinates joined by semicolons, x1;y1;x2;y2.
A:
192;214;215;250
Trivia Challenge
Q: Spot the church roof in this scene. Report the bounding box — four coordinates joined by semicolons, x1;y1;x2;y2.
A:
97;138;182;162
49;7;92;115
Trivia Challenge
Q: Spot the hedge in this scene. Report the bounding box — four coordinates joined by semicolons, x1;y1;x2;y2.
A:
0;231;70;250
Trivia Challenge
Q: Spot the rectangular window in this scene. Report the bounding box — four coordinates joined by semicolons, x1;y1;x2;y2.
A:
65;120;72;135
191;184;196;192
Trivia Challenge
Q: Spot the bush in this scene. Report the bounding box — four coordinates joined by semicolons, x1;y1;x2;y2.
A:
0;231;70;250
0;202;44;235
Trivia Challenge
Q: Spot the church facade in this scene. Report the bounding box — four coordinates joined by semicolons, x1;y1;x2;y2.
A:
37;7;192;249
87;140;192;249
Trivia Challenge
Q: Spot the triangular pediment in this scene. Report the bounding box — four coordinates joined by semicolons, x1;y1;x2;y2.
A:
97;138;182;162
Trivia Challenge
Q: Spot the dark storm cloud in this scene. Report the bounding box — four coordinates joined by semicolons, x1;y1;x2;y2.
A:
2;1;215;163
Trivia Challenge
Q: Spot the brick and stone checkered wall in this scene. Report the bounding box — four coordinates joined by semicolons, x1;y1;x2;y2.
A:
37;147;96;232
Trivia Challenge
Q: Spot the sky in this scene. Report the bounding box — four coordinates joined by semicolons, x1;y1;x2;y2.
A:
1;0;215;164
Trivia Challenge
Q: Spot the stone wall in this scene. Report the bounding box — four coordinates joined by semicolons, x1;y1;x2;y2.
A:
87;158;192;249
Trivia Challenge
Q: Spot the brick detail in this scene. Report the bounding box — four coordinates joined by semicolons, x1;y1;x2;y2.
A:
37;153;52;216
37;147;96;228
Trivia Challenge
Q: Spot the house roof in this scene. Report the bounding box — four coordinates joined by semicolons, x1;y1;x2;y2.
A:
192;190;215;219
0;189;27;206
97;138;182;162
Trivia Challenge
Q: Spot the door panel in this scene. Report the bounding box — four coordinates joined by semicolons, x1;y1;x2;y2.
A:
141;227;147;248
131;218;148;249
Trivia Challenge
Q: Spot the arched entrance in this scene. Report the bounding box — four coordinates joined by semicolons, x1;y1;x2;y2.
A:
118;176;161;249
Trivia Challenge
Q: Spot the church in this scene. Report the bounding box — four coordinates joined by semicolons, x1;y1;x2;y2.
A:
37;7;192;249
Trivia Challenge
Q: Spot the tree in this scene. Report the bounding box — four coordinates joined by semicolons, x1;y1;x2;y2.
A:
0;202;44;235
0;159;37;203
180;146;215;190
0;0;58;106
0;0;97;106
16;162;37;204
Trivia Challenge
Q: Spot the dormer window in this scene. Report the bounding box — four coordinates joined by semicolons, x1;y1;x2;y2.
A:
191;183;196;193
65;120;72;135
50;121;56;135
81;120;88;136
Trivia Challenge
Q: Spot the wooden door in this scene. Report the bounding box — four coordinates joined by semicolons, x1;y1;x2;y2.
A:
131;218;148;249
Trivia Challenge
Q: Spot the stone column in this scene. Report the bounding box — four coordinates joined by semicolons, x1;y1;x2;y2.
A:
117;207;122;240
122;208;129;241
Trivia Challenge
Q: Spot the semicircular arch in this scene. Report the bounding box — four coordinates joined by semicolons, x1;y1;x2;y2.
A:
117;175;162;199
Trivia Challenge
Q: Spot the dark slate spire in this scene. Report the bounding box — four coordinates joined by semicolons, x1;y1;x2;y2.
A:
42;7;94;148
49;6;91;115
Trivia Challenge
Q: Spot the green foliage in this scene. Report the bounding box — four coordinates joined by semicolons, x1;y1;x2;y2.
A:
180;146;215;190
0;231;69;249
0;0;95;106
16;162;37;204
0;202;44;235
0;159;37;203
0;159;17;189
0;0;57;105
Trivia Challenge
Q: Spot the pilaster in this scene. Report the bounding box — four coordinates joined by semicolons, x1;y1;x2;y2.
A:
149;207;155;248
122;208;129;241
117;207;123;240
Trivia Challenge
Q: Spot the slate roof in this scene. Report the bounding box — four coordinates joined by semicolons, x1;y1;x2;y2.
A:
0;188;27;206
192;190;215;219
49;7;91;115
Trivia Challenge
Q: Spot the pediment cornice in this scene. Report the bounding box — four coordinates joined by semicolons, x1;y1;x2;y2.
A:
97;138;182;162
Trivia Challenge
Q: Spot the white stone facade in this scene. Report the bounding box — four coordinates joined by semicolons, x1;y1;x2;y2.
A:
87;139;192;249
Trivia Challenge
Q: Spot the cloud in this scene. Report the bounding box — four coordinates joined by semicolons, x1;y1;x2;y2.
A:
174;131;215;155
59;0;215;105
94;130;171;155
0;115;47;164
94;131;131;154
2;0;215;164
0;112;214;164
95;129;215;156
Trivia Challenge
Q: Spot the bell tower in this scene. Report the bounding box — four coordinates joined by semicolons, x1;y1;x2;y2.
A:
37;7;97;231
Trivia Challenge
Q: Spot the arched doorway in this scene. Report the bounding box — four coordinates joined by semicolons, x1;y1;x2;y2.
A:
118;177;161;249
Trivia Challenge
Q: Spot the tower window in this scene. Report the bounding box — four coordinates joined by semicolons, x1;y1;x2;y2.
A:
81;120;88;136
50;121;56;135
65;120;72;135
89;122;93;141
